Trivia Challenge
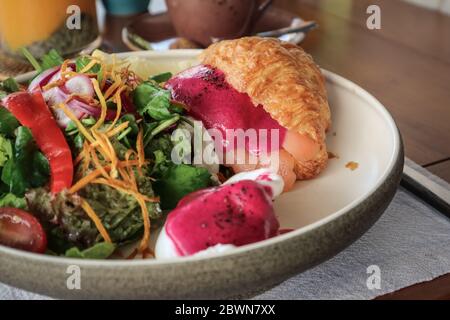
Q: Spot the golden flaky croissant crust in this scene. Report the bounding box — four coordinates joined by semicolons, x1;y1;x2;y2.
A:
200;37;331;179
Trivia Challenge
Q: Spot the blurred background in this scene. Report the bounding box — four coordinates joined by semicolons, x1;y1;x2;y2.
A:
0;0;449;184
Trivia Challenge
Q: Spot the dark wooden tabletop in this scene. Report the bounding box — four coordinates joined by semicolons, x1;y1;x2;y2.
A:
274;0;450;300
101;0;450;299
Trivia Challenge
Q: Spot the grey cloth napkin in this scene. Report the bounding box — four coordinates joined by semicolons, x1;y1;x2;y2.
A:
1;160;450;300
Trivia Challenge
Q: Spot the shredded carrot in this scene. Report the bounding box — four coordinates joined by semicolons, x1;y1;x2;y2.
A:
62;70;78;78
117;167;132;186
79;59;99;74
91;130;113;164
125;150;138;191
136;127;145;168
80;199;112;243
106;86;125;132
70;160;143;194
90;147;110;179
104;74;121;100
74;152;84;167
135;195;151;253
99;131;119;179
58;103;95;143
104;121;128;138
42;79;65;91
70;169;103;194
91;79;108;131
81;142;92;175
60;60;70;74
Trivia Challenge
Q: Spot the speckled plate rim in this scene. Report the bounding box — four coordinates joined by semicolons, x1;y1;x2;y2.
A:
0;50;401;268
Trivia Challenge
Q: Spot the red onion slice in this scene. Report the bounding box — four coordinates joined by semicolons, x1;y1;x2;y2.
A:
64;75;94;97
28;66;61;92
28;63;120;128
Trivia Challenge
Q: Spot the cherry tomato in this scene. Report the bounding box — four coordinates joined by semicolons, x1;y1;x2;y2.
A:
0;208;47;253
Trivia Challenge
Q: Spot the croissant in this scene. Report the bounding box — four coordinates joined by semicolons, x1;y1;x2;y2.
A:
200;37;331;180
167;37;331;189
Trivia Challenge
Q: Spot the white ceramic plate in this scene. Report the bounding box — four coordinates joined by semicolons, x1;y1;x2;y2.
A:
0;50;403;299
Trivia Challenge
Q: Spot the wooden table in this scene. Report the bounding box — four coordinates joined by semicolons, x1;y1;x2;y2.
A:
275;0;450;300
101;0;450;299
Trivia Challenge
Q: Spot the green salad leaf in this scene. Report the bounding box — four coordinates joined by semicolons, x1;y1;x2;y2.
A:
0;78;20;100
21;48;63;73
75;56;103;83
0;193;27;209
150;72;172;83
26;173;162;250
40;49;64;72
1;127;50;196
0;77;19;93
0;135;12;167
65;242;116;259
0;108;20;136
133;82;183;121
152;151;212;210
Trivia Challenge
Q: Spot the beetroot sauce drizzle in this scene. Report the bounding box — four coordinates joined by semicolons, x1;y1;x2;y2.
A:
166;65;287;155
165;181;279;256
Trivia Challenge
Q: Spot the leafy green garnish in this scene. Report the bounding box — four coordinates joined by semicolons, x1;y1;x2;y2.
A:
0;78;20;100
150;72;172;83
0;193;27;209
40;49;64;71
0;78;19;93
133;82;183;121
65;117;97;151
0;135;12;168
65;242;116;259
1;127;50;196
152;151;212;210
21;48;42;72
21;48;63;73
145;91;173;120
0;108;20;137
75;56;103;83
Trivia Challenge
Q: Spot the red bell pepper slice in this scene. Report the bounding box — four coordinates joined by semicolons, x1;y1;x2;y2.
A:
3;90;73;193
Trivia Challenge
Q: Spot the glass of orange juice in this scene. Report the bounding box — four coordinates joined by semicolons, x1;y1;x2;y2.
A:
0;0;99;60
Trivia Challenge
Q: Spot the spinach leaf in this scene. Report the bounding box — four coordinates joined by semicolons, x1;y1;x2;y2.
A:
0;108;20;136
0;78;20;100
145;134;173;159
133;82;163;112
150;72;172;83
0;78;19;93
65;242;116;259
153;160;212;210
133;82;182;121
1;157;25;196
0;135;12;167
0;193;27;209
1;127;50;196
144;90;172;120
30;152;51;188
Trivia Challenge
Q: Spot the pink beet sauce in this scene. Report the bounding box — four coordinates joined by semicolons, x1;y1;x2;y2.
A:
165;180;280;256
166;65;287;154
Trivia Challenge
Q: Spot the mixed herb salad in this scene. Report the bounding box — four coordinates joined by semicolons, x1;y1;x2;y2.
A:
0;50;215;259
